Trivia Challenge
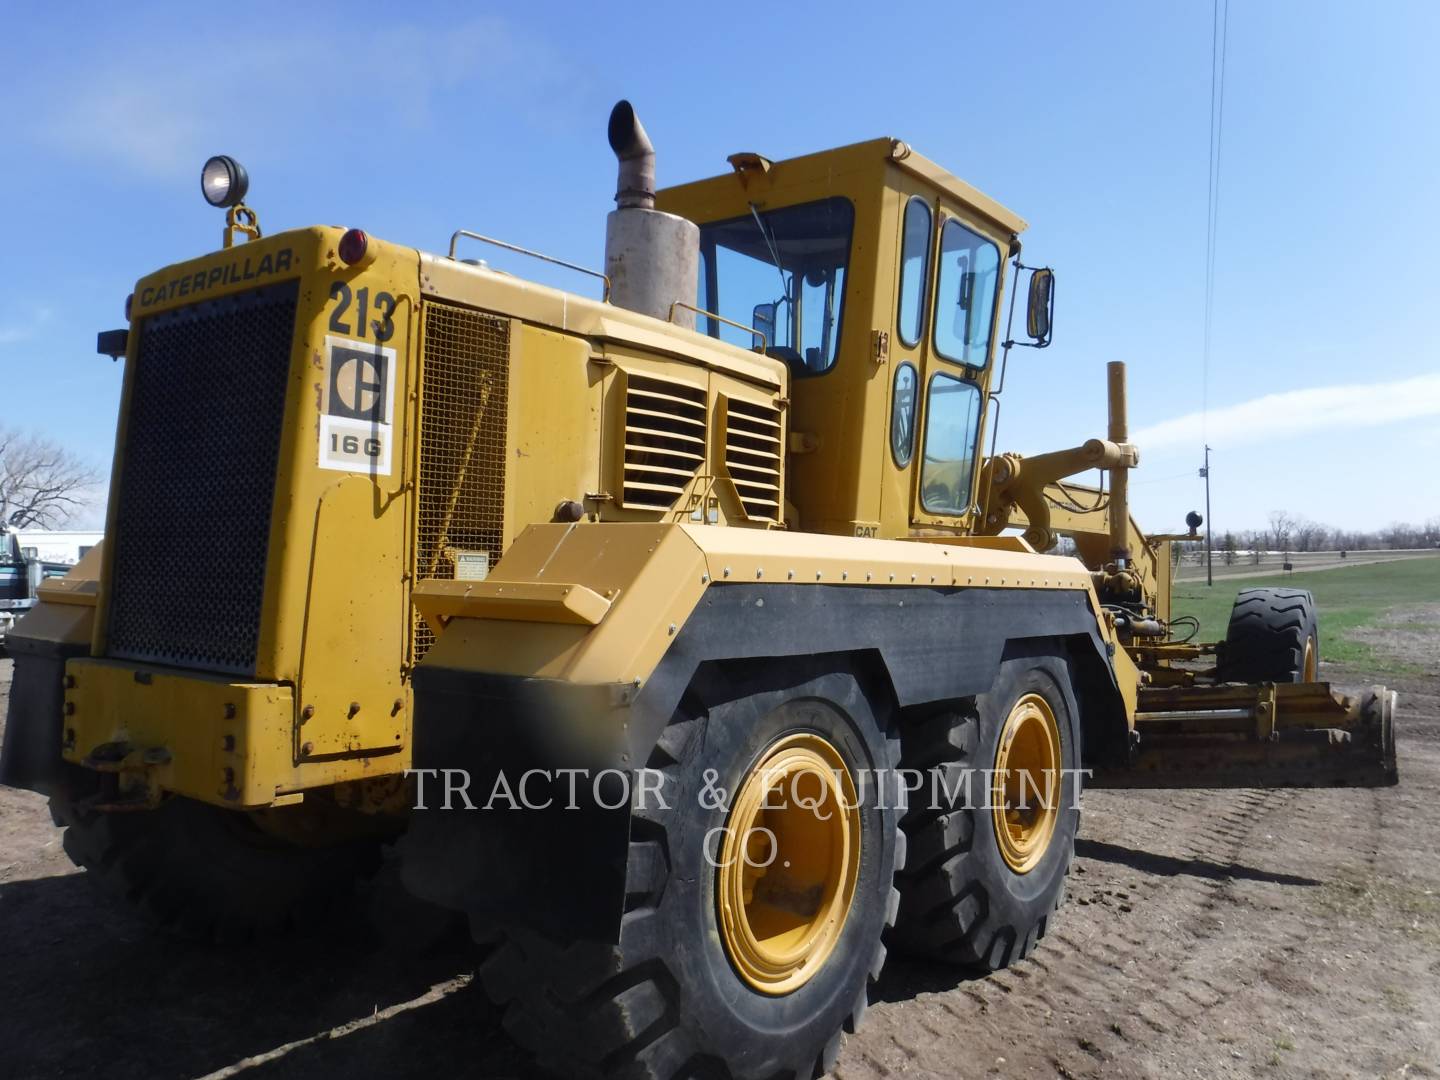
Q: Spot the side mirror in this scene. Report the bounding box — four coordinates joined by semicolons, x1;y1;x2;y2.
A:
752;302;776;348
1026;268;1054;345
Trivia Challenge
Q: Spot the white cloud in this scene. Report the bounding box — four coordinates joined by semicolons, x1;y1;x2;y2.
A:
1132;372;1440;451
30;18;586;178
0;306;55;347
44;82;209;177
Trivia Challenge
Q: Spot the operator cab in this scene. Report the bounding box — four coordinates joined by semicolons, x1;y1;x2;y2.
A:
658;140;1052;541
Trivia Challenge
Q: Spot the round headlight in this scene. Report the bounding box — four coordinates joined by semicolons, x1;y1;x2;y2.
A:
201;155;249;208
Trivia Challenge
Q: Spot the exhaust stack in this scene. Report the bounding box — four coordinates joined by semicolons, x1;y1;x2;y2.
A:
609;101;656;210
603;100;699;329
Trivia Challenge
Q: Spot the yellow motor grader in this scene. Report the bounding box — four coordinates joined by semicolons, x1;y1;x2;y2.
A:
0;101;1395;1079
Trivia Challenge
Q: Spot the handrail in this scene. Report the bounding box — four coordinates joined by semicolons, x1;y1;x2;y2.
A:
448;230;611;302
668;301;766;350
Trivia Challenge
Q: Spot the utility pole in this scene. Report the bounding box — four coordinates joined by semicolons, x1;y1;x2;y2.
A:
1200;445;1213;586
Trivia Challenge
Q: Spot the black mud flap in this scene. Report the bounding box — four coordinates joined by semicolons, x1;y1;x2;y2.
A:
0;635;87;797
399;670;635;946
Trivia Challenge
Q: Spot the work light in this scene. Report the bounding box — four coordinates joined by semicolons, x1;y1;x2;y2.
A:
201;155;249;208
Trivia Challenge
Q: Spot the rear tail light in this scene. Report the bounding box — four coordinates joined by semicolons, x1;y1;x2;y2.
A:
338;228;369;266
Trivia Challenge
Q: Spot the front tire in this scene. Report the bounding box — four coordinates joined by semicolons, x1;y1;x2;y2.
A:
1217;587;1320;683
481;660;904;1080
891;651;1080;970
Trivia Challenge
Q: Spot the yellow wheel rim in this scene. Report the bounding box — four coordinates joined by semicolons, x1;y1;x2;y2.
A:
717;732;861;995
1303;635;1317;681
991;693;1062;875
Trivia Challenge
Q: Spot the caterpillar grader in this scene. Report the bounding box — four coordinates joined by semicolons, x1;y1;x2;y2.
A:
0;101;1396;1079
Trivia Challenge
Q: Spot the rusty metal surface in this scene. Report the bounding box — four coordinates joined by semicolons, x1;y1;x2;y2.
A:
1096;685;1398;789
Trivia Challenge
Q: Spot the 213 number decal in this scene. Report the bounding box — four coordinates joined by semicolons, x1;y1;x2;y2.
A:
328;282;395;342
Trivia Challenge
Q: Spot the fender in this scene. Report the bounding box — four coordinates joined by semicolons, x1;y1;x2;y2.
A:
403;523;1131;943
0;544;103;795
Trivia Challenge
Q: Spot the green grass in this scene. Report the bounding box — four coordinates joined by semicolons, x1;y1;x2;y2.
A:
1171;555;1440;675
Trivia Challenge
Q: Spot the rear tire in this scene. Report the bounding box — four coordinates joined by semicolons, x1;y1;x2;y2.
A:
51;790;383;941
480;660;904;1080
890;651;1080;970
1217;587;1320;684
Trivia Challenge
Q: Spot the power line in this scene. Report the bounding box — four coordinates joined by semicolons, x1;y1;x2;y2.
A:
1201;0;1230;589
1202;0;1230;444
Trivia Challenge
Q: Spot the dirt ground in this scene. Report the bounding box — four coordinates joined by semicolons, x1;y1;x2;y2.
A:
2;636;1437;1079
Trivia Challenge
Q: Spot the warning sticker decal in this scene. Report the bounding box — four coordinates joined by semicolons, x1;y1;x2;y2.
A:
319;335;397;475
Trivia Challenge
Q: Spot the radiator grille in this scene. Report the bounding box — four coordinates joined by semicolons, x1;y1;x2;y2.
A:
413;304;511;660
107;280;298;674
621;374;707;510
724;396;783;522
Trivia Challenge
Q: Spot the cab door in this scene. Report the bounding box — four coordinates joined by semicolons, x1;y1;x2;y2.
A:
906;196;1007;535
876;184;936;536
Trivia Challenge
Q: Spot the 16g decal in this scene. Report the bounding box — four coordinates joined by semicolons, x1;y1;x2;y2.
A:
319;335;396;475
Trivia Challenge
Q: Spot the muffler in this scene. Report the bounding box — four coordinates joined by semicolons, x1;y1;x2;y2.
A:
603;100;700;329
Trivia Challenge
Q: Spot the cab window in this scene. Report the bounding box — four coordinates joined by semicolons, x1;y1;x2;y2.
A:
933;218;1001;367
896;197;932;347
890;363;918;467
696;197;854;375
920;373;982;515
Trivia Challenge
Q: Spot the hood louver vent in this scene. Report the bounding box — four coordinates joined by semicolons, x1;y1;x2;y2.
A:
724;396;783;522
622;373;707;509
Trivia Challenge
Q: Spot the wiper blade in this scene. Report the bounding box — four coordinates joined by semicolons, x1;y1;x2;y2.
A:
748;203;790;312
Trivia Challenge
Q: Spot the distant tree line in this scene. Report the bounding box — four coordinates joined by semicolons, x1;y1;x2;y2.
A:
1170;512;1440;565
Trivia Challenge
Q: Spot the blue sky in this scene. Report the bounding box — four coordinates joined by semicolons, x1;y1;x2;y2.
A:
1;0;1436;534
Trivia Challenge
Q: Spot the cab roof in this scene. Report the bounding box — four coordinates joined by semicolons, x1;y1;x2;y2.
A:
658;136;1027;237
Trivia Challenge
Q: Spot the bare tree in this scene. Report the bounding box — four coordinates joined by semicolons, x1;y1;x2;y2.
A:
1381;521;1440;549
1267;510;1296;554
1293;518;1327;553
0;428;101;529
1244;529;1266;565
1218;517;1440;553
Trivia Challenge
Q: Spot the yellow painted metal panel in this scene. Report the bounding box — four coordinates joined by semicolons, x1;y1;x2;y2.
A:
419;255;785;391
506;322;605;542
888;144;1028;235
420;523;1111;701
63;658;407;808
8;600;93;649
261;231;419;688
64;658;295;809
420;523;710;687
34;542;103;607
413;578;612;631
675;524;1091;591
295;474;409;756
